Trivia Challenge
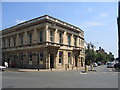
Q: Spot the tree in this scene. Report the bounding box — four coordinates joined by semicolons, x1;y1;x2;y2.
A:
85;49;96;65
108;52;114;61
95;52;109;64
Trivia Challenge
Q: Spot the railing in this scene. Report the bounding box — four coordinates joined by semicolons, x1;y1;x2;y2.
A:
3;15;81;32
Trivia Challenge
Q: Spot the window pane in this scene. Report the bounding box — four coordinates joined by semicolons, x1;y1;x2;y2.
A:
68;35;71;45
40;53;43;61
59;52;63;63
50;31;53;42
59;32;63;44
68;52;71;64
40;31;43;42
29;33;32;44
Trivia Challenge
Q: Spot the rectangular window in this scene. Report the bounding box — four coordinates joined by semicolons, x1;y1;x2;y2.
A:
29;33;32;44
3;39;5;48
29;53;32;61
13;36;16;46
13;55;16;62
79;38;80;46
19;53;23;61
28;52;32;65
59;32;63;44
40;53;43;61
68;35;71;46
74;36;77;47
39;31;43;42
50;31;54;42
19;34;23;46
81;40;84;46
8;38;10;47
59;51;63;63
68;52;71;64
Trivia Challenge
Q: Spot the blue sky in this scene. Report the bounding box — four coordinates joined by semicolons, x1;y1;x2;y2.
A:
2;2;118;57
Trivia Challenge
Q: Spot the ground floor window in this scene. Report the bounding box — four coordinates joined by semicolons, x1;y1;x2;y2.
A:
59;51;63;64
13;55;16;62
29;52;32;65
40;53;43;61
81;57;84;67
68;52;72;64
19;53;23;61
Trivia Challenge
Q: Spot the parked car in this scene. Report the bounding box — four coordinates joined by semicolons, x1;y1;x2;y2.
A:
0;66;6;71
93;63;98;67
107;62;115;68
97;62;102;66
114;62;120;71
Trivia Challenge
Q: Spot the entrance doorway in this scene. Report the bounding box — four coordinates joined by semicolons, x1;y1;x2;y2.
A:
50;54;54;68
81;57;84;67
75;56;78;67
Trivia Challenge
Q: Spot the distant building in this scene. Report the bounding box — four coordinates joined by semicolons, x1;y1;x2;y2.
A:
96;47;106;54
1;15;85;69
85;42;96;51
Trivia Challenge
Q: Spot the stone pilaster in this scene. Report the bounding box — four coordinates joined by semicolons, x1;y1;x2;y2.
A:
45;25;49;42
54;28;58;43
23;30;28;45
32;28;38;44
71;34;74;46
63;31;67;45
10;36;12;47
16;33;19;46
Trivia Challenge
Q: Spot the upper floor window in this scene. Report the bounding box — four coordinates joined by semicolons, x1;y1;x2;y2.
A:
28;33;32;44
79;38;80;46
81;40;84;46
19;34;23;46
13;36;16;46
2;39;5;48
50;31;54;42
8;38;10;47
74;36;77;47
39;31;43;42
59;32;63;44
67;35;71;46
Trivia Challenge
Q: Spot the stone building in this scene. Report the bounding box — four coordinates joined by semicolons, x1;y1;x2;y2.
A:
1;15;85;69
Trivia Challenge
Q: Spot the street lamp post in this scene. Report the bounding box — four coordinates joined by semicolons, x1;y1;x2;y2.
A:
118;1;120;63
37;54;39;71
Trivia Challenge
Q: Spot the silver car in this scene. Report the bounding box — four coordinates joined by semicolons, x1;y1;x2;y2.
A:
0;66;6;71
107;62;115;68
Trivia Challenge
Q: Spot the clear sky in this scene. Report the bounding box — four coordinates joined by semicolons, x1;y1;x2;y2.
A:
2;2;118;57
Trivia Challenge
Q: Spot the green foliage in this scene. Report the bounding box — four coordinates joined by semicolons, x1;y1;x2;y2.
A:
85;49;114;65
108;52;114;61
95;52;109;63
85;49;96;65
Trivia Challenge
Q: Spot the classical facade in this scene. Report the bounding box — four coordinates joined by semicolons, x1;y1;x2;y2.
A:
2;15;85;69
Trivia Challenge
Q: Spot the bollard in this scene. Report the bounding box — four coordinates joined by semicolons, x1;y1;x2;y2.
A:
85;65;88;72
91;65;94;70
51;67;52;71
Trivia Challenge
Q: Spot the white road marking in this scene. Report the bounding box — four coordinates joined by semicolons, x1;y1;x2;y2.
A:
80;72;87;74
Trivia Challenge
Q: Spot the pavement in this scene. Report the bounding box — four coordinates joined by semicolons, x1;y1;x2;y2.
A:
4;67;85;72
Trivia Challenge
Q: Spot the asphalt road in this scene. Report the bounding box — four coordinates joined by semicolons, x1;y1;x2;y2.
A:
1;65;119;88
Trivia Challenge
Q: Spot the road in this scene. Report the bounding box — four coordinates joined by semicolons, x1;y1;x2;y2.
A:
1;65;119;88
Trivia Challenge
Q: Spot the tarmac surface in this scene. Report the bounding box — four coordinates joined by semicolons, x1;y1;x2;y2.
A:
2;65;119;88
